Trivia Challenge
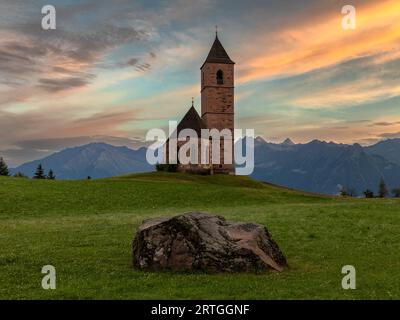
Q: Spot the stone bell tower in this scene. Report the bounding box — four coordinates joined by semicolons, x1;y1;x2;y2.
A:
201;31;235;174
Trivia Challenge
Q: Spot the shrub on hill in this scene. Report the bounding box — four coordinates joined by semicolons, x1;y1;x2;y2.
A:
13;172;28;178
364;189;374;198
156;164;178;172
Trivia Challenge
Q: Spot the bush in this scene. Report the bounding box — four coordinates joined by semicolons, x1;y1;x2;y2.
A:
156;164;178;172
339;186;349;197
14;172;28;178
363;189;374;198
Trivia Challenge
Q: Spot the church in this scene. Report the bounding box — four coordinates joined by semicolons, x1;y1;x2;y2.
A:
165;32;235;174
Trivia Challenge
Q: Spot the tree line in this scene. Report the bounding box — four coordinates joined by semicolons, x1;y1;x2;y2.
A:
340;177;400;198
0;157;56;180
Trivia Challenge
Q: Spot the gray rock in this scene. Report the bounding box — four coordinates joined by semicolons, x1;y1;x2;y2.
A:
132;212;287;272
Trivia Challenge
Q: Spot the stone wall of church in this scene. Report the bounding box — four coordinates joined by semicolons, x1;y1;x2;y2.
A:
200;62;234;174
201;63;234;128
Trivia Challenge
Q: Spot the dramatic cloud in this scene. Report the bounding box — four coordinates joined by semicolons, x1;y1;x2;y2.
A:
37;76;94;92
1;0;400;164
371;122;400;127
237;0;400;83
0;0;151;105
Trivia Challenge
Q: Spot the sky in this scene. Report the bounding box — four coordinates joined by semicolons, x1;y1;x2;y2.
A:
1;0;400;166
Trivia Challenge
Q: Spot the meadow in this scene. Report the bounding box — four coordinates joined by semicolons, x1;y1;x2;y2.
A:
0;172;399;299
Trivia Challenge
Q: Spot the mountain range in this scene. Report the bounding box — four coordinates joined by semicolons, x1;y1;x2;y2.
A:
251;137;400;195
11;143;153;179
10;138;400;195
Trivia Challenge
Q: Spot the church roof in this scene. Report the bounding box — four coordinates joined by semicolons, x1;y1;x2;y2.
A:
201;35;235;68
177;106;206;136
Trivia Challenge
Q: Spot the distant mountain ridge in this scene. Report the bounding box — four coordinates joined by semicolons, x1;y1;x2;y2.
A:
10;138;400;195
365;138;400;165
11;142;153;179
251;138;400;195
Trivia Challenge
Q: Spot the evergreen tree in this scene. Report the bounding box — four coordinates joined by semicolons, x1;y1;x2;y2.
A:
378;178;388;198
47;169;56;180
0;157;9;176
33;164;45;179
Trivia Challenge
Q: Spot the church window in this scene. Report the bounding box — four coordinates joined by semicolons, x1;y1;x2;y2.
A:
216;70;224;85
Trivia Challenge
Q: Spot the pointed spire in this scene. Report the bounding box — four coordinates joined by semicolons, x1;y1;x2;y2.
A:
201;30;235;68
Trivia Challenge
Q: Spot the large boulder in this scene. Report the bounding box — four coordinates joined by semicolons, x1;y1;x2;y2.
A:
132;212;287;272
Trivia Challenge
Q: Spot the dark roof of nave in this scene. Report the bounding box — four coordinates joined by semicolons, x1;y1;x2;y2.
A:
177;106;206;136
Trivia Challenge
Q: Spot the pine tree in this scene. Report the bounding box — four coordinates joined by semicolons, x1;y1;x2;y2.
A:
47;169;56;180
0;157;9;176
378;177;388;198
33;164;45;179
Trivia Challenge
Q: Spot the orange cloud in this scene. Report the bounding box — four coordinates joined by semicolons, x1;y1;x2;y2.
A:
291;79;400;109
238;0;400;83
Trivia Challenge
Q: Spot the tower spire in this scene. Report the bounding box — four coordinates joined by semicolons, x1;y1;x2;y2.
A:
201;30;235;67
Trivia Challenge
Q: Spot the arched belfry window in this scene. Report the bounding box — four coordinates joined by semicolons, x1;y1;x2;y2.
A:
216;69;224;85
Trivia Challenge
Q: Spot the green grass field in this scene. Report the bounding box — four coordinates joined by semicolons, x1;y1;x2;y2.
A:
0;172;399;299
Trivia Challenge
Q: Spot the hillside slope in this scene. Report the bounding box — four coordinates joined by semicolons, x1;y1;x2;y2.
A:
0;172;399;300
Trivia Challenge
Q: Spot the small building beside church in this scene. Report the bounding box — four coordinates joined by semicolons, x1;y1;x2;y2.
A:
165;32;235;174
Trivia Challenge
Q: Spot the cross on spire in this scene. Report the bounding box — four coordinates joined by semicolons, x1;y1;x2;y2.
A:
191;97;194;107
215;25;218;36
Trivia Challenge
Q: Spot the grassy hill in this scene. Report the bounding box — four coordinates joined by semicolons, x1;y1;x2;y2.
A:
0;172;399;299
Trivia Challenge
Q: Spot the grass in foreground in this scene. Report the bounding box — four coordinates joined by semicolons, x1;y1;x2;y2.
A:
0;172;399;299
